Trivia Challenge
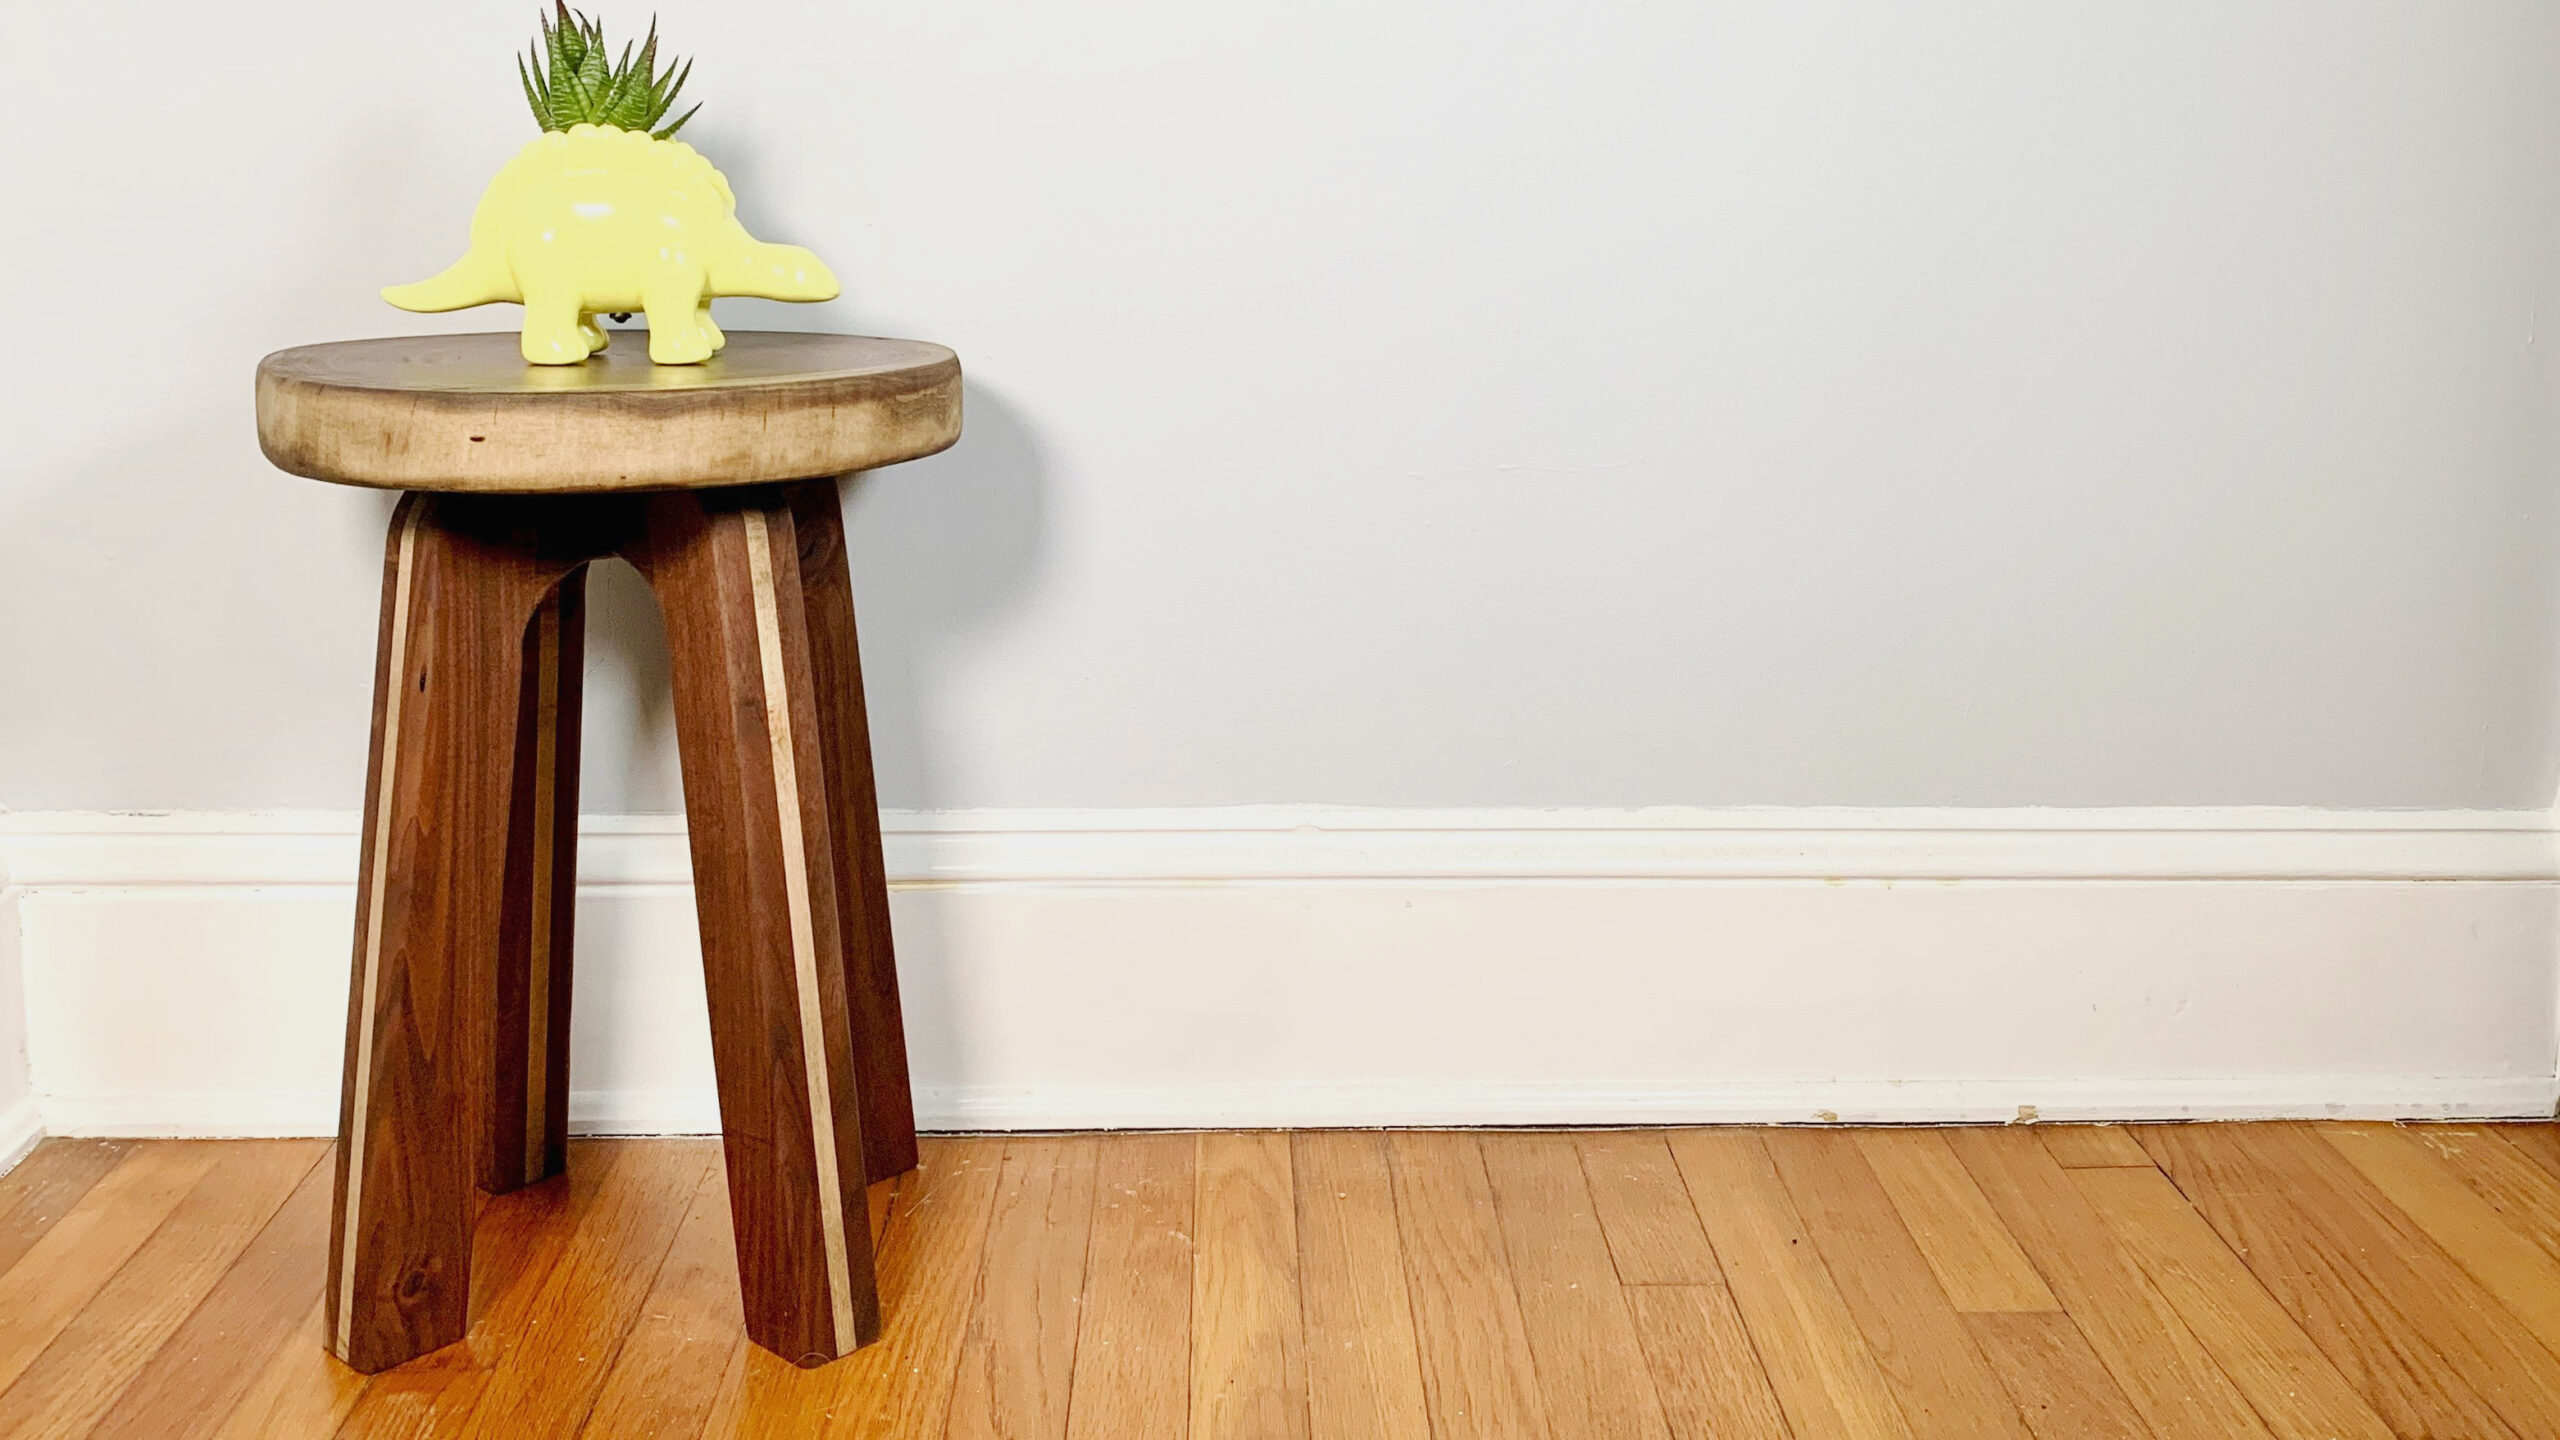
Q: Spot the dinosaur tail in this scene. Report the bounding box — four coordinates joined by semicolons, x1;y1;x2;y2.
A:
711;242;841;303
381;247;515;312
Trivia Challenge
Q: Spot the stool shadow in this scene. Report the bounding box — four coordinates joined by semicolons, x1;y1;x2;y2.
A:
576;385;1053;1136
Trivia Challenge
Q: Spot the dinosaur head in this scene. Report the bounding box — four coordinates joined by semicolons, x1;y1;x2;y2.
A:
716;242;841;303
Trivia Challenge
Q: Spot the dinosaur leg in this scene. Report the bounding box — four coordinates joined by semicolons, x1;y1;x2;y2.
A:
643;273;715;365
520;291;595;366
697;301;725;355
579;313;612;353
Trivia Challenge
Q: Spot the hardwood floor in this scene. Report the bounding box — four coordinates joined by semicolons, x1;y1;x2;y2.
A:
2;1123;2558;1438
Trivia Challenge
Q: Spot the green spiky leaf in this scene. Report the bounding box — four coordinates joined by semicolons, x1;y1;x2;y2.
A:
518;6;702;135
653;102;699;139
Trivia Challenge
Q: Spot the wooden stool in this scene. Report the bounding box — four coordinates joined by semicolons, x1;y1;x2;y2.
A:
254;332;963;1373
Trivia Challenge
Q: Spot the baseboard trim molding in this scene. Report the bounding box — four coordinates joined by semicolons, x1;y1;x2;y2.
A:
0;1095;40;1174
4;806;2555;1135
29;1074;2557;1138
1;805;2554;886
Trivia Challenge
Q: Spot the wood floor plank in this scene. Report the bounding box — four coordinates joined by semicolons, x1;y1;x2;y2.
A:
1191;1132;1309;1440
1946;1127;2271;1440
2402;1125;2560;1269
1388;1131;1552;1440
578;1159;746;1440
209;1300;369;1440
706;1137;1005;1440
0;1138;132;1279
451;1138;716;1440
1853;1130;2056;1314
1765;1130;2031;1440
1064;1133;1193;1440
2135;1123;2527;1440
2323;1121;2560;1358
2036;1127;2153;1170
1622;1286;1793;1440
2178;1121;2560;1436
2069;1162;2393;1440
2494;1125;2560;1190
1295;1131;1430;1440
0;1139;321;1440
86;1145;339;1440
0;1140;221;1397
1669;1129;1916;1440
1572;1133;1722;1285
946;1137;1099;1440
1480;1133;1671;1440
40;1125;2560;1440
872;1172;902;1250
331;1140;625;1440
1962;1311;2150;1440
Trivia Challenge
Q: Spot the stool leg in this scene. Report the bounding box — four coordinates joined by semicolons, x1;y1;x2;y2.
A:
484;567;587;1194
786;480;919;1184
631;489;882;1365
327;495;570;1374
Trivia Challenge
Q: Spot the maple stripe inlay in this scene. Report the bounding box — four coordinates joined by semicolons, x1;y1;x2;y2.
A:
743;506;860;1349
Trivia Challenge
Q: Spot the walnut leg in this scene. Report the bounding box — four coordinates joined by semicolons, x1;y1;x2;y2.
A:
328;496;573;1373
786;480;918;1184
484;568;587;1194
632;488;882;1365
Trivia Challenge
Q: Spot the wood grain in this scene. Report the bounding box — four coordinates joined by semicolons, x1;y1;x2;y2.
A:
1947;1127;2271;1440
2035;1126;2152;1169
2140;1122;2552;1439
1670;1129;1916;1440
635;488;883;1366
2496;1124;2560;1190
15;1125;2560;1437
578;1158;746;1440
1854;1130;2057;1314
2069;1161;2393;1440
452;1138;718;1440
1481;1133;1671;1440
207;1302;369;1440
332;493;584;1373
1622;1286;1793;1440
2323;1121;2560;1357
1065;1133;1195;1440
331;1141;622;1438
1573;1132;1723;1285
1192;1132;1309;1440
1764;1130;2031;1440
487;570;587;1196
85;1146;338;1440
2404;1124;2560;1269
947;1137;1100;1440
1962;1311;2150;1440
1295;1131;1431;1440
789;479;919;1185
0;1139;133;1280
706;1137;1002;1438
1388;1131;1553;1440
0;1140;320;1440
256;331;964;493
0;1143;222;1395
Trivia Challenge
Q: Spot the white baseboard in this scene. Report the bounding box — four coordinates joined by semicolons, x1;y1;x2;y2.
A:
3;807;2555;1135
30;1074;2556;1140
0;1095;40;1174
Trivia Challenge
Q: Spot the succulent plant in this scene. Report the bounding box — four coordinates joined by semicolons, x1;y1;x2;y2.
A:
518;3;699;139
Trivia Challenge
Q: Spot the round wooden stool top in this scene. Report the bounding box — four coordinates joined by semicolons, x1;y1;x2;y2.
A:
256;331;962;494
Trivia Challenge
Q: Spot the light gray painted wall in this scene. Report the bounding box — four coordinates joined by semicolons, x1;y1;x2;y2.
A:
3;1;2557;813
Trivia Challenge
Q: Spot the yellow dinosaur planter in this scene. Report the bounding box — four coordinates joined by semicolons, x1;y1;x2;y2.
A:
385;124;839;365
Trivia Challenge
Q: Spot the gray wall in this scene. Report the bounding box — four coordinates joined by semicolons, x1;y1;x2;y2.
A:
4;1;2556;813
